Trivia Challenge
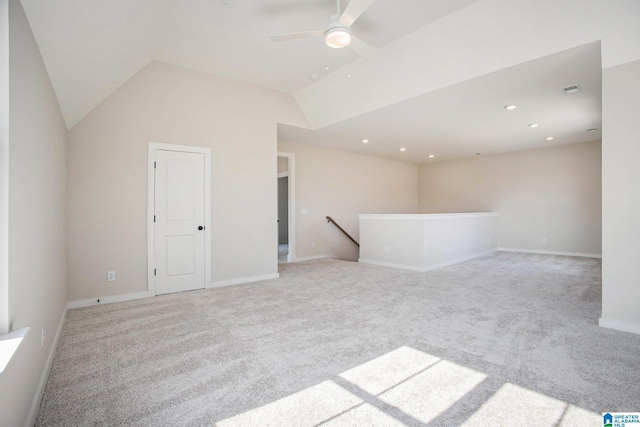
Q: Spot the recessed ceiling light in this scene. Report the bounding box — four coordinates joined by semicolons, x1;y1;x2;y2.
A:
399;148;406;152
504;105;517;110
529;123;539;128
546;136;554;141
361;139;369;144
428;154;435;158
347;74;352;78
310;74;319;81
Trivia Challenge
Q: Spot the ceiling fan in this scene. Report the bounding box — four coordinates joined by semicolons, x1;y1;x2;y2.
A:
269;0;376;57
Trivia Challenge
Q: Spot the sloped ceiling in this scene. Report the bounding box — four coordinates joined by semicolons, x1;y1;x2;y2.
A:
21;0;480;129
20;0;640;163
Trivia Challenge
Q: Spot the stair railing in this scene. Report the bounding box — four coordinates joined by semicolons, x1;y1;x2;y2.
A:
326;216;359;248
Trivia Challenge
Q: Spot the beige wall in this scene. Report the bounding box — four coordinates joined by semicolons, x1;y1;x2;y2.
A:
0;1;68;425
601;59;640;330
418;141;602;256
67;61;308;301
277;140;418;261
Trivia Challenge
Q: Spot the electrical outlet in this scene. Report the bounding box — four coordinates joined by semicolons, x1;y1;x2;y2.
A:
384;246;389;253
311;242;315;248
108;271;116;282
41;325;45;347
542;237;547;244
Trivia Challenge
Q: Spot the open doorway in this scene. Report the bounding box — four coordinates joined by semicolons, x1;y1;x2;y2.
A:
277;174;288;261
277;152;295;262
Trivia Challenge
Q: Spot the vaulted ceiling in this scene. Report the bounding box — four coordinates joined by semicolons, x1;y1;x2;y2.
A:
20;0;640;163
21;0;479;129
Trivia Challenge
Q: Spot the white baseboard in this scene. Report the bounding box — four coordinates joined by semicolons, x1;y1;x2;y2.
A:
292;254;335;263
68;272;289;307
26;305;68;427
210;273;279;289
599;317;640;335
358;258;425;272
422;249;497;272
498;247;602;259
68;291;154;309
359;249;497;273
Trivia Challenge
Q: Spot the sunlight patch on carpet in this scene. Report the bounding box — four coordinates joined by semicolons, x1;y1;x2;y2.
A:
339;346;440;396
216;380;361;427
461;383;600;427
377;359;487;424
216;345;602;427
322;403;406;426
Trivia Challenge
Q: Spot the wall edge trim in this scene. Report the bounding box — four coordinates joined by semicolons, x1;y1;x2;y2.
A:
292;254;335;263
599;317;640;335
26;305;68;427
498;247;602;258
68;291;154;309
209;273;280;289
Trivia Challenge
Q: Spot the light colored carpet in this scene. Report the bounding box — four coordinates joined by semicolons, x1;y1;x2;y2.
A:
36;252;640;426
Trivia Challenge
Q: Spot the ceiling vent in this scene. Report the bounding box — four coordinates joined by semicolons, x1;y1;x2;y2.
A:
563;84;581;94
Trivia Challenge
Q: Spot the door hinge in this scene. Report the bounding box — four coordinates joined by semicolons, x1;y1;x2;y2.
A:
154;215;156;222
154;161;156;169
154;268;156;276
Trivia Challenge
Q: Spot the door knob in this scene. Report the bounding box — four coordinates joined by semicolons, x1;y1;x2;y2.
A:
198;226;204;230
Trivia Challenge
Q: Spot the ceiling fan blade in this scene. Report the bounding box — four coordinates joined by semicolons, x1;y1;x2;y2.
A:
269;30;325;42
339;0;376;27
349;35;375;57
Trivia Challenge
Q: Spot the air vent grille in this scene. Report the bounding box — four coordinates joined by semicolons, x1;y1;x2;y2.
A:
563;84;581;94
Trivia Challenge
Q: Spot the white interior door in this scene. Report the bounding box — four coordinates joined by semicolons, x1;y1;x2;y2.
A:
154;150;206;295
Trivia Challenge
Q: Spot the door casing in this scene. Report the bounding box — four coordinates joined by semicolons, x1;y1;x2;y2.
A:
277;151;295;262
148;142;211;295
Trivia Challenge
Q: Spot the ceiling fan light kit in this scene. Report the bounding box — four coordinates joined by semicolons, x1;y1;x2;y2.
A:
270;0;374;52
326;26;352;49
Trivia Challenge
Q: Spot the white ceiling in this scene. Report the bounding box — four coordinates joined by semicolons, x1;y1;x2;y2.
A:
20;0;603;164
21;0;480;128
280;42;602;163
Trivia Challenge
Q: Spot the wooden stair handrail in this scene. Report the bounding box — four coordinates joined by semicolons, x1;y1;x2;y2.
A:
326;216;360;248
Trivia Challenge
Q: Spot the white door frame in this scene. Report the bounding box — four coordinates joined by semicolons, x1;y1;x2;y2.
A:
148;142;211;295
277;151;295;262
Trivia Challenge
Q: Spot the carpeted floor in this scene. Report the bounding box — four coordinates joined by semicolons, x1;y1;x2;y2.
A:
36;252;640;426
